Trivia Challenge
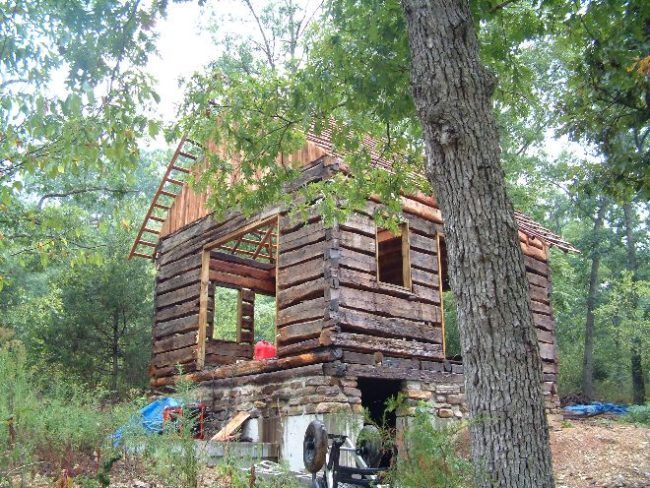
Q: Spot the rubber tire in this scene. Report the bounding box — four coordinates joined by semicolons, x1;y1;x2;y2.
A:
357;424;383;468
304;420;328;474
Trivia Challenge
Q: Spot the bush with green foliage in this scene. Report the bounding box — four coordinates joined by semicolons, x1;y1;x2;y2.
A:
621;404;650;426
387;403;473;488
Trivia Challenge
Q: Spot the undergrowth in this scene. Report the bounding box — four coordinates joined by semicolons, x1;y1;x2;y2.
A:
620;404;650;426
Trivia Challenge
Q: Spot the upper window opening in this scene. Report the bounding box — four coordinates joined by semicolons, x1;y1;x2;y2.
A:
376;223;411;288
212;286;240;342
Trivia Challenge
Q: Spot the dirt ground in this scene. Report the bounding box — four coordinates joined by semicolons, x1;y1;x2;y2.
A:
551;417;650;488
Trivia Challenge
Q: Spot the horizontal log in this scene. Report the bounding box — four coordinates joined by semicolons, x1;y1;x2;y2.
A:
152;345;196;368
277;297;325;326
157;254;202;282
536;328;554;344
526;271;549;288
411;267;438;287
529;284;550;304
339;212;375;237
277;278;325;309
157;268;201;295
279;222;325;253
154;314;199;339
153;331;197;354
277;256;323;289
336;307;442;341
150;360;197;379
533;313;555;331
277;319;324;344
210;258;275;282
320;330;444;360
336;266;440;304
409;233;436;254
531;299;552;316
339;230;375;255
152;349;341;387
157;284;200;309
539;342;555;362
333;247;376;274
520;240;547;261
410;249;437;271
206;340;252;357
524;255;549;276
211;251;274;270
337;286;438;322
277;338;320;357
278;239;326;269
155;299;199;323
209;270;275;294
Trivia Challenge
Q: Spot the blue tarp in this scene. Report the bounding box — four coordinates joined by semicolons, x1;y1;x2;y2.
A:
564;402;629;416
113;397;182;446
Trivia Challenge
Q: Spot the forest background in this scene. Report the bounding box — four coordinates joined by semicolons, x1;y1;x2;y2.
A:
1;0;648;413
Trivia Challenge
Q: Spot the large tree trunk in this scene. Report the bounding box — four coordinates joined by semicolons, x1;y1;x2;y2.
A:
623;202;646;404
401;1;554;486
582;201;607;401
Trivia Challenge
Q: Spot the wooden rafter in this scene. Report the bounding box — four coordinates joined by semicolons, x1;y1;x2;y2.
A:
253;226;274;260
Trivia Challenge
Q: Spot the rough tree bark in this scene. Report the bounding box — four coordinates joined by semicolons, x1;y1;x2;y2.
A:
401;0;555;486
582;201;607;401
623;202;646;405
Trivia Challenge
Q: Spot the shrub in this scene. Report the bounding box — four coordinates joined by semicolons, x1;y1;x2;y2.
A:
621;404;650;426
387;403;473;488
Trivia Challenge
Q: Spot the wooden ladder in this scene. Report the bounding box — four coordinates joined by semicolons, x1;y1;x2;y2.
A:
129;135;203;260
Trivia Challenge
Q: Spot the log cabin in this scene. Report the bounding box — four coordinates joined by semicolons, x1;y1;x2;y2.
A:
130;132;577;470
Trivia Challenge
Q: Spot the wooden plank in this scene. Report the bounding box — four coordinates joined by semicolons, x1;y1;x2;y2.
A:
336;267;439;303
278;239;326;269
337;286;437;322
527;271;549;288
339;230;375;255
409;233;436;254
531;299;552;315
529;284;550;304
277;319;324;344
197;249;211;370
277;338;321;357
155;299;202;323
277;278;326;309
157;285;200;309
157;268;201;295
336;247;376;274
320;330;444;360
279;222;325;252
277;256;323;289
157;254;202;282
336;307;442;341
524;255;549;277
152;345;196;368
153;331;198;354
208;270;276;294
277;297;325;326
339;212;375;237
211;412;251;441
533;313;555;331
152;349;340;387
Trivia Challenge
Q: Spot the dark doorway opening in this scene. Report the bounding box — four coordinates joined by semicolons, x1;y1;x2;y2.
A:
358;378;402;429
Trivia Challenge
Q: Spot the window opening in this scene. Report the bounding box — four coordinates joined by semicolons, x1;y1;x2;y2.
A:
376;223;411;288
253;293;276;345
438;236;461;360
212;286;240;342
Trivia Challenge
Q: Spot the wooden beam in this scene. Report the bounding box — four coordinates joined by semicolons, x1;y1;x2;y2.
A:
196;249;211;370
253;226;274;260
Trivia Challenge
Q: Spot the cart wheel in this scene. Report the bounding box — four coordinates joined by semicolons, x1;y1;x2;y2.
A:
357;424;383;468
304;420;328;473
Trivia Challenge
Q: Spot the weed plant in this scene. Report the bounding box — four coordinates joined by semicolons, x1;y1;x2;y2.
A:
620;403;650;426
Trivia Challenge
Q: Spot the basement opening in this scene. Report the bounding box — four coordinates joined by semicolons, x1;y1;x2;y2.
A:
358;378;402;430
